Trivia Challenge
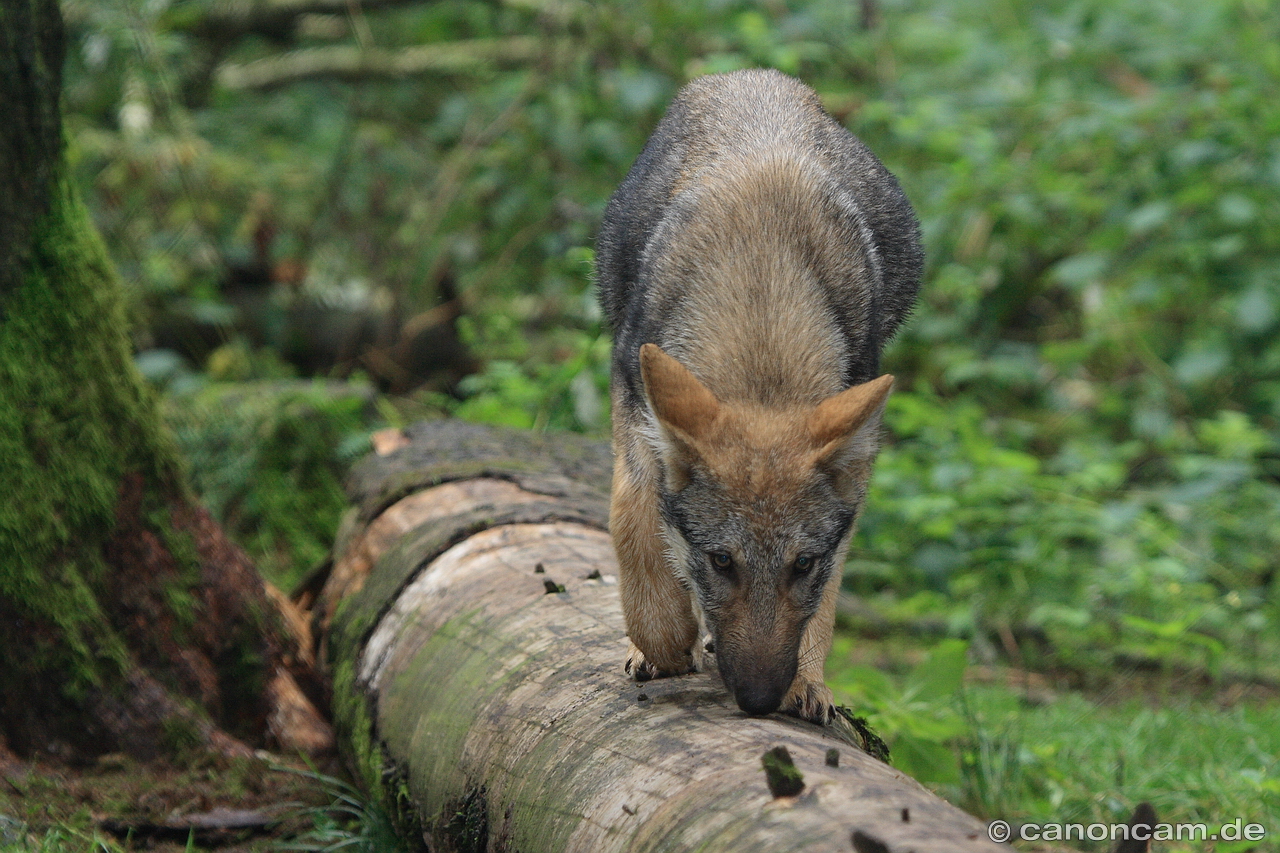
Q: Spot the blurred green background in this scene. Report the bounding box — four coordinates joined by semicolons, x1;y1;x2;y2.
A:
60;0;1278;848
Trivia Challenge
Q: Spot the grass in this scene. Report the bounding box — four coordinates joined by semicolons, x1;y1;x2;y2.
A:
954;686;1279;844
0;755;406;853
828;630;1280;852
0;824;127;853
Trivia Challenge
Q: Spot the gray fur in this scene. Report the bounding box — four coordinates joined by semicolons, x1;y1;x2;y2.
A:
597;68;924;412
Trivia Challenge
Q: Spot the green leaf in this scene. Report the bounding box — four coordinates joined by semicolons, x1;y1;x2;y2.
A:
891;735;961;785
907;640;969;699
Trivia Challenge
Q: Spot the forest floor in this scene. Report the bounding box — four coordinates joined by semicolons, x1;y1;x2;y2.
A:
0;750;348;852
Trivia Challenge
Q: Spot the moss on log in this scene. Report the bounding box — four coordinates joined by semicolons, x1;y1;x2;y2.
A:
324;421;1006;852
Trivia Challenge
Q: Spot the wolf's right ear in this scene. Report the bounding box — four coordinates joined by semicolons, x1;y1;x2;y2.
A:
639;344;722;489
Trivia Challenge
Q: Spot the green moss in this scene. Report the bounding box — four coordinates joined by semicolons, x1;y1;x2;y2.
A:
329;599;477;850
330;657;385;796
442;786;489;853
761;746;805;798
0;165;185;733
328;655;430;848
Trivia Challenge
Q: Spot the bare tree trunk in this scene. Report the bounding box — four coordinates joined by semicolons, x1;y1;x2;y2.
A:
319;421;1005;852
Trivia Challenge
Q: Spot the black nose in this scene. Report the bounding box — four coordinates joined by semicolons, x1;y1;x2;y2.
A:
734;683;785;717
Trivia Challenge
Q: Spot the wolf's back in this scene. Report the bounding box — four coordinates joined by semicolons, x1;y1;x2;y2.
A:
596;68;923;365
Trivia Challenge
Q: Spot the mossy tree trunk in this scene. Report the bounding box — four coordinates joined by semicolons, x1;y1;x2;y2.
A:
0;0;329;761
319;422;1006;852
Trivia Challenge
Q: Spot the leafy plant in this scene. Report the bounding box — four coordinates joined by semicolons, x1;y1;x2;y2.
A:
163;377;378;591
829;638;970;785
852;385;1279;679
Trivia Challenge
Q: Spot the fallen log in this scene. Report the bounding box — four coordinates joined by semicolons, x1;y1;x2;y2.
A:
317;420;1005;852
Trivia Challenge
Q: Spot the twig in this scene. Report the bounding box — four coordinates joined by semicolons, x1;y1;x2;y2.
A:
216;36;550;90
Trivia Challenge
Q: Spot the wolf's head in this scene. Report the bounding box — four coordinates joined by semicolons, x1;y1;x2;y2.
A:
638;343;892;716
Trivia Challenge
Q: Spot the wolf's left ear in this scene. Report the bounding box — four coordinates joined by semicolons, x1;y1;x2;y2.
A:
639;343;722;443
808;375;894;483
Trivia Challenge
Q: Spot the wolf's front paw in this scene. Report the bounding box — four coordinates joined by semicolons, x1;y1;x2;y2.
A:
781;677;835;725
624;641;693;682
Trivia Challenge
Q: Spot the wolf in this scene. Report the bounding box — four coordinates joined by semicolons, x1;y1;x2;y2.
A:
596;68;923;723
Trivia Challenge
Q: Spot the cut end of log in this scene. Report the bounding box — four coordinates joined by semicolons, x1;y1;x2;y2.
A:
371;427;411;456
761;745;805;798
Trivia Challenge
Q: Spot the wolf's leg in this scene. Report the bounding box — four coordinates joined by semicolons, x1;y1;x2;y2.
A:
781;563;840;723
611;456;698;679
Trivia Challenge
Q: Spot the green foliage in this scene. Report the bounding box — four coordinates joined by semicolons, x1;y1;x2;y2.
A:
853;386;1279;678
272;765;409;853
438;323;610;432
830;638;970;785
827;0;1279;678
163;378;377;591
875;1;1280;432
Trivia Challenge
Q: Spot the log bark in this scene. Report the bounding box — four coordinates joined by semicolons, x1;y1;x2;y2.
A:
320;420;1006;852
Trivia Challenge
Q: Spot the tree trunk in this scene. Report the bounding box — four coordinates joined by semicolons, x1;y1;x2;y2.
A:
0;0;329;761
319;421;1005;852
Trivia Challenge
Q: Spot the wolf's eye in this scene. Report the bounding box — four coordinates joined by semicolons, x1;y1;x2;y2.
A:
793;555;814;575
709;551;734;572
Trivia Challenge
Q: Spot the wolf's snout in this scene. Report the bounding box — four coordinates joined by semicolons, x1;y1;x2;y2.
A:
722;657;795;717
733;683;787;716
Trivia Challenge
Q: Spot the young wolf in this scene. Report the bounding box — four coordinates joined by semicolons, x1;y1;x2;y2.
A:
596;69;923;723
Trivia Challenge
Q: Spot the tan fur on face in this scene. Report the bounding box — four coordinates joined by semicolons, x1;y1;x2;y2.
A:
640;345;893;501
630;347;893;718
